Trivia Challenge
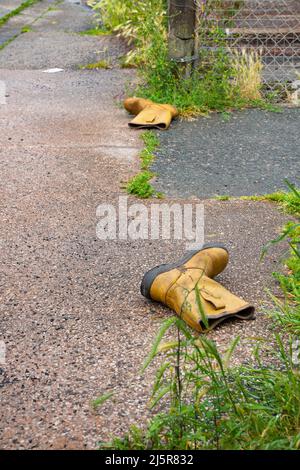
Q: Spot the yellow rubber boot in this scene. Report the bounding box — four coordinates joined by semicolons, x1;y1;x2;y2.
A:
141;244;255;332
124;97;179;130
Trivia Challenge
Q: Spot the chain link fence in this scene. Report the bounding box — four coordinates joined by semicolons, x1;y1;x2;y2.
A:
197;0;300;93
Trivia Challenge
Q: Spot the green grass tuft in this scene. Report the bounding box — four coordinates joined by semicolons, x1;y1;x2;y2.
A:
125;131;160;199
80;60;112;70
78;28;110;36
21;25;33;33
240;185;300;216
91;392;114;410
126;171;156;199
0;0;40;28
139;131;159;170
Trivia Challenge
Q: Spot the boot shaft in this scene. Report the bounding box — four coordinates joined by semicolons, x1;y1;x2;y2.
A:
142;245;254;332
149;246;229;305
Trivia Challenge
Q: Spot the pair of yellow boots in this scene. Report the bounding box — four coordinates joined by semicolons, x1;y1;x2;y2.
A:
124;99;254;331
141;244;255;332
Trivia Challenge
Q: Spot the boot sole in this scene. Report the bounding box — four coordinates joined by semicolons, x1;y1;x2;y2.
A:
141;243;228;300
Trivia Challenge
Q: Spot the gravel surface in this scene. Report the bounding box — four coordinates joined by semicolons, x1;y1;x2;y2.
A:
152;109;300;198
0;0;293;450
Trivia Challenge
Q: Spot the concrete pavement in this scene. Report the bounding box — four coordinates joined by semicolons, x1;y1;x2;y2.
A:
0;0;292;449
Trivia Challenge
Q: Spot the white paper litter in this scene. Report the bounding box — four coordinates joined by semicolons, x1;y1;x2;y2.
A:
43;68;64;73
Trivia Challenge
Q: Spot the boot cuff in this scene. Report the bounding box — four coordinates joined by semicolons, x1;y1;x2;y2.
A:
129;105;173;130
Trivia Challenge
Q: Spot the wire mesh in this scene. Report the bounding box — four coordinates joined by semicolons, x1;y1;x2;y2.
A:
197;0;300;90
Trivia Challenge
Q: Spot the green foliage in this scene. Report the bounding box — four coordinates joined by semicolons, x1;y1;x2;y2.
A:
91;0;167;65
126;171;156;199
272;222;300;301
80;60;112;70
137;44;246;116
79;28;110;36
142;317;179;372
91;0;263;115
195;284;209;330
91;0;137;31
261;182;300;333
264;188;300;216
270;291;300;336
140;131;160;170
101;325;300;450
21;25;33;33
221;111;232;121
92;391;114;409
126;131;161;199
217;182;300;212
240;181;300;216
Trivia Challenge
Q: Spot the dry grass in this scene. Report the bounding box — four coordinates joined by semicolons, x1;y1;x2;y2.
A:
231;48;263;101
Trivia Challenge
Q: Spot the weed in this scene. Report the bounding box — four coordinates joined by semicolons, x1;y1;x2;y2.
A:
78;28;110;36
100;324;300;450
0;0;40;28
126;171;156;199
278;225;300;299
91;0;167;68
91;1;268;116
125;131;161;199
92;392;114;410
261;184;300;332
255;100;283;113
90;0;141;32
135;40;245;116
230;48;263;101
240;182;300;216
140;132;160;169
21;25;33;33
221;111;232;121
137;31;265;116
268;267;299;337
80;60;112;70
119;55;138;69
